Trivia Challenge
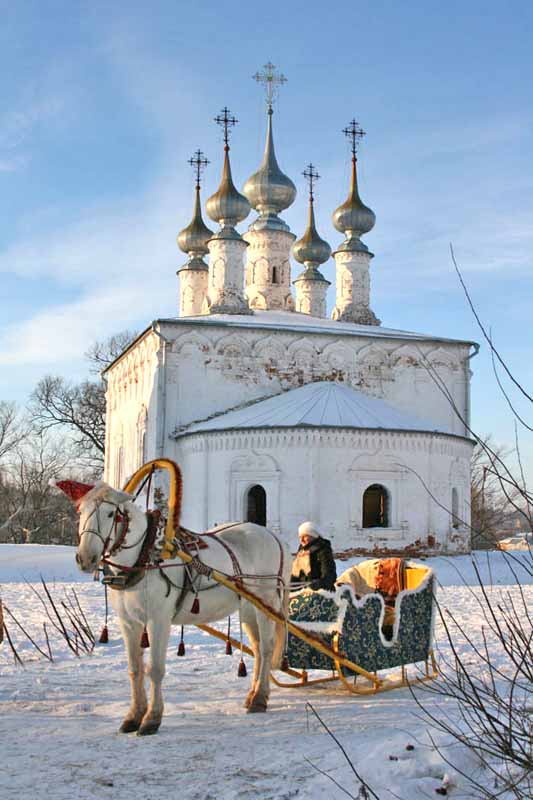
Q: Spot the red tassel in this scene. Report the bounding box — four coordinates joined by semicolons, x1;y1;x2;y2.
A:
281;654;289;671
237;659;247;677
225;639;233;655
190;596;200;614
98;625;109;644
141;628;150;648
177;625;185;656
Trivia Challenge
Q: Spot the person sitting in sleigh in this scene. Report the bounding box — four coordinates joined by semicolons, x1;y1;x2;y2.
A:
290;521;337;591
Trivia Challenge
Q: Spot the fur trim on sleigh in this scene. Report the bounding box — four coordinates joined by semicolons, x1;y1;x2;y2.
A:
290;564;436;648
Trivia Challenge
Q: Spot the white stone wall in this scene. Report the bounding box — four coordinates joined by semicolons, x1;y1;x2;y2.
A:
158;321;472;437
294;277;329;318
175;428;473;554
331;250;380;325
206;237;250;314
104;330;161;485
243;228;295;311
104;318;475;554
178;269;208;317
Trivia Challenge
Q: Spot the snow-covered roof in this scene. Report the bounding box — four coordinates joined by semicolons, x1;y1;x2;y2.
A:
174;381;454;438
158;310;477;347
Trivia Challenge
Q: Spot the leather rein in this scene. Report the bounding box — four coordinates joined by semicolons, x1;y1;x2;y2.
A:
81;501;286;597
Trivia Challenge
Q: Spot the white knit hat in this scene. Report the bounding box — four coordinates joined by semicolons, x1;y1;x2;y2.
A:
298;521;321;539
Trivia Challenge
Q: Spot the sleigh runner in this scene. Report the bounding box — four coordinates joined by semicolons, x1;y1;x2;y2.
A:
121;459;438;696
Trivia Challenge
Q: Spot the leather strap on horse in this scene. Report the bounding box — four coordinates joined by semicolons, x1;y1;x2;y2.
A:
204;532;243;588
103;511;160;591
123;459;183;561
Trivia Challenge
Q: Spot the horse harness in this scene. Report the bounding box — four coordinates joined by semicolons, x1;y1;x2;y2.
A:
93;507;286;611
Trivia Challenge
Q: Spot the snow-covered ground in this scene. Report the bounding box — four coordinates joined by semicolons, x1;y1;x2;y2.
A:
1;545;531;800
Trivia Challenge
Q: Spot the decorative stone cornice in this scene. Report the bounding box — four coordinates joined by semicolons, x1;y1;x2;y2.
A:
176;426;474;456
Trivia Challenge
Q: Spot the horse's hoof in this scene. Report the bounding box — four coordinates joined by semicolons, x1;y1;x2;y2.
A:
119;719;141;733
137;722;161;736
247;703;267;714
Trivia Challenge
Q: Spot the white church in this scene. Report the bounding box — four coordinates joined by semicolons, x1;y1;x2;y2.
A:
103;64;476;556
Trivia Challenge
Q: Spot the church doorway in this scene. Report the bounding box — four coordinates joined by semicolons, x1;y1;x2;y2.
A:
362;484;389;528
246;484;267;526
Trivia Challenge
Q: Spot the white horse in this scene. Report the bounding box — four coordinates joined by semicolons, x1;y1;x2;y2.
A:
74;481;291;735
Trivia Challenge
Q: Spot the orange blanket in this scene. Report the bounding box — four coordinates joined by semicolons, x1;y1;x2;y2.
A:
374;558;405;601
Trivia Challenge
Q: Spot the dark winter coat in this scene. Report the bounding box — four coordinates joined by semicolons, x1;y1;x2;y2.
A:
290;536;337;591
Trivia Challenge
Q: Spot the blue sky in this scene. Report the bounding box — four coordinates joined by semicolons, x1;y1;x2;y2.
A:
0;0;532;481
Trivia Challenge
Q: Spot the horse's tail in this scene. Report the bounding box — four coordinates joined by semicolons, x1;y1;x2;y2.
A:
271;583;290;669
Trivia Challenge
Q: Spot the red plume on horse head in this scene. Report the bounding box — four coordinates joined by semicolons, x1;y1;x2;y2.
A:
51;479;95;509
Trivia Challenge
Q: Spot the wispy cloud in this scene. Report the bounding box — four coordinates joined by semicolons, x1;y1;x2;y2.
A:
0;167;188;368
0;94;66;172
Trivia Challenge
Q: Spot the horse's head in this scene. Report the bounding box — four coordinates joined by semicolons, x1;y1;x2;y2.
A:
54;479;134;572
76;483;135;572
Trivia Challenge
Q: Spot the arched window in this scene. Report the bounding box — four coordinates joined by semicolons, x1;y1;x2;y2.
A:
451;488;459;529
246;484;267;526
362;484;389;528
272;266;279;284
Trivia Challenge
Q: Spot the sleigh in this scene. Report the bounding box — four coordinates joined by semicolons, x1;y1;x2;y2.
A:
124;459;438;696
273;562;437;693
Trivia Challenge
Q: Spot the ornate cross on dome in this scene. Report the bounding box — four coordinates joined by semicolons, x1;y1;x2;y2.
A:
343;119;366;158
188;149;209;189
253;61;287;111
303;163;320;202
214;107;238;149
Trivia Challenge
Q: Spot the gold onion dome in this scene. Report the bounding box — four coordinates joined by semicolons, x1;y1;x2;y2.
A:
243;108;296;231
293;164;331;284
177;185;213;269
206;147;250;237
293;202;331;269
333;121;375;253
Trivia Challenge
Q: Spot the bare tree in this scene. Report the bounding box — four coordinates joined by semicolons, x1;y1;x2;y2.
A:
411;249;533;799
30;376;106;467
85;329;138;374
29;330;137;470
470;437;520;549
0;431;79;544
0;402;26;462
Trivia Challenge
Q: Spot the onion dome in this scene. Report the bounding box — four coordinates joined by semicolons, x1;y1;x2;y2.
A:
206;148;250;238
177;185;213;271
243;108;296;232
293;201;331;269
333;120;375;253
293;164;331;271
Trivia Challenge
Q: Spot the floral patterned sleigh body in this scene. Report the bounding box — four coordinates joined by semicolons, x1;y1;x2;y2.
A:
271;560;438;695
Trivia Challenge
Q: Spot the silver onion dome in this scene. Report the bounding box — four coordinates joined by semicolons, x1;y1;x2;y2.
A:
332;156;375;253
243;108;296;231
293;200;331;268
206;148;250;236
177;185;213;270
